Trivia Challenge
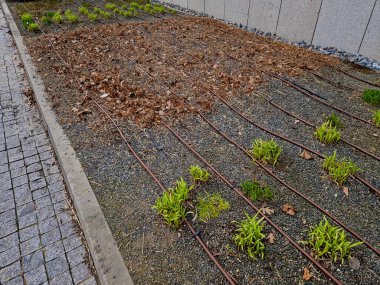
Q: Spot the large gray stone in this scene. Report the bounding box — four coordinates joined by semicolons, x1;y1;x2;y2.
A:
188;0;204;13
312;0;377;54
248;0;281;34
276;0;322;42
224;0;250;25
205;0;225;19
359;0;380;61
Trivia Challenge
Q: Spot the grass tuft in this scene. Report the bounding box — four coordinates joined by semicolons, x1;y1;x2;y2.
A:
87;13;98;21
302;217;363;263
52;12;63;23
21;12;33;28
152;178;193;229
189;165;210;183
326;112;342;128
78;6;89;15
362;89;380;106
104;3;116;10
233;212;266;259
196;193;230;222
28;22;39;32
250;139;282;166
373;110;380;127
314;122;341;144
240;180;273;202
323;151;359;185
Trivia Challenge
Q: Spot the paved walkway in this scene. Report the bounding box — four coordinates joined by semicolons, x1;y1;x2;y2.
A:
0;7;97;285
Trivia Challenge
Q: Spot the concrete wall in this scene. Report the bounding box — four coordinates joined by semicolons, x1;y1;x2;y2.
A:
162;0;380;62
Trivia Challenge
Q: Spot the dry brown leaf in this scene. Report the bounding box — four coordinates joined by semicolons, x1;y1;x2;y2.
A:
299;150;314;160
261;207;274;216
303;267;312;281
343;187;349;196
267;232;275;244
282;204;296;216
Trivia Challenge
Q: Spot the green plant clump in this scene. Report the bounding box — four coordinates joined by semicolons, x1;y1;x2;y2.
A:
233;212;266;259
189;165;210;183
362;89;380;106
99;10;111;18
123;11;132;17
65;10;79;23
105;3;116;10
41;16;51;25
152;178;193;228
21;12;33;28
314;122;341;144
326;112;342;128
303;217;363;263
168;8;177;14
323;151;359;185
52;12;63;23
78;6;89;15
28;22;39;31
196;193;230;222
373;110;380;127
240;180;273;202
130;2;139;8
87;13;98;21
250;139;282;166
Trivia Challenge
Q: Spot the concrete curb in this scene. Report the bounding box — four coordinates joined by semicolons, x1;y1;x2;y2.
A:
0;1;134;284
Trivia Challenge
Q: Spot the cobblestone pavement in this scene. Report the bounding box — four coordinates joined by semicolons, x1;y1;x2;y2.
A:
0;7;97;285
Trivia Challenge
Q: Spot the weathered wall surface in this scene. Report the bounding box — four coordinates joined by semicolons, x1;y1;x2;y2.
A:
161;0;380;62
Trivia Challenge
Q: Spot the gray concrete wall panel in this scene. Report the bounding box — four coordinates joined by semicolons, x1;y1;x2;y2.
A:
248;0;281;34
224;0;250;25
276;0;322;43
205;0;225;19
359;0;380;61
312;0;376;54
188;0;204;13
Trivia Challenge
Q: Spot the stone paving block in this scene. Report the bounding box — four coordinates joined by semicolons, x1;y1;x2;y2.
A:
16;201;35;218
205;0;225;19
57;210;72;226
0;171;12;190
22;249;44;273
359;0;380;61
12;174;28;188
9;160;24;171
50;271;73;285
46;256;69;279
79;277;97;285
0;189;13;203
0;233;19;254
26;162;42;174
46;173;62;185
0;219;17;239
0;198;15;213
24;154;39;166
5;135;20;149
0;246;20;267
63;234;82;253
38;216;58;234
0;261;21;284
32;187;49;200
0;208;16;224
44;240;65;262
247;0;281;34
14;184;32;206
71;262;92;285
312;0;376;54
20;236;41;256
24;264;47;285
19;224;39;243
18;211;37;229
60;221;76;239
276;0;321;42
36;204;55;222
10;166;26;179
224;0;250;25
41;228;61;247
67;246;86;266
51;190;66;204
48;180;65;195
35;196;52;210
4;276;24;285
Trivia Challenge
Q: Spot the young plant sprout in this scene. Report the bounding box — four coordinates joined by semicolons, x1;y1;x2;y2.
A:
196;193;230;223
240;180;273;202
78;6;89;15
314;122;341;144
52;12;63;24
28;22;39;32
41;16;52;25
21;12;33;28
152;178;193;229
87;13;98;21
188;165;210;183
123;11;132;17
326;112;342;128
104;3;116;10
250;139;282;166
99;10;111;18
362;89;380;106
323;151;359;185
233;212;266;259
65;10;78;23
373;110;380;127
130;2;139;9
302;217;363;263
168;8;177;14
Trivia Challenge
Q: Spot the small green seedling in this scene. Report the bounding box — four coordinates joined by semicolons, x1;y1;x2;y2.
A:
52;12;63;23
326;112;342;128
362;89;380;106
233;212;266;259
323;151;359;185
105;3;116;10
196;193;230;222
123;11;132;17
189;165;210;183
21;12;33;28
45;11;56;18
93;7;102;14
250;139;282;166
153;178;193;229
314;122;341;144
28;22;39;32
41;16;51;25
302;217;363;263
78;6;89;15
373;110;380;127
87;13;98;21
240;180;273;202
168;8;177;15
145;3;153;9
65;10;79;23
130;2;139;8
99;10;111;18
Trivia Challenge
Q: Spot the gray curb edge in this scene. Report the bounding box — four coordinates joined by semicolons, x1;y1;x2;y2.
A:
0;1;134;284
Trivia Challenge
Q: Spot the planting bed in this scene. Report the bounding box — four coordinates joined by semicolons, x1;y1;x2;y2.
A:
7;0;380;284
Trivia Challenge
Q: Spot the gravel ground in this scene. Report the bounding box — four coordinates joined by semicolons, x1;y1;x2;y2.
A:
7;3;380;284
